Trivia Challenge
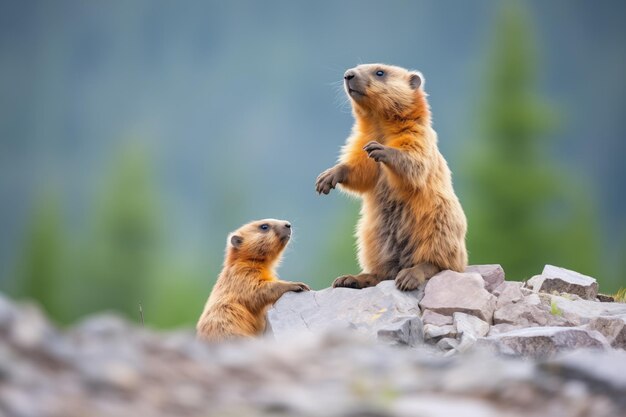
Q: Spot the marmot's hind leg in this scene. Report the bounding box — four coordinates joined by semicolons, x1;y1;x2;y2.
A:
332;273;384;289
395;263;440;291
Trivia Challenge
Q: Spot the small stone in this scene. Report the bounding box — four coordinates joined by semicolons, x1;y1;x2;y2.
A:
419;271;497;323
377;317;424;347
494;300;548;327
421;309;453;326
437;337;460;351
424;324;456;341
586;316;626;349
527;265;599;300
454;312;490;338
493;282;524;308
464;264;505;293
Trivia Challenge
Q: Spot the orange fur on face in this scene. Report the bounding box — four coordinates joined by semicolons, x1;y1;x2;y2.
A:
196;219;310;342
324;63;468;283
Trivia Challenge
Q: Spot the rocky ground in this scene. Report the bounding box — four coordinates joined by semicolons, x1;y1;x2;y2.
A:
1;264;625;417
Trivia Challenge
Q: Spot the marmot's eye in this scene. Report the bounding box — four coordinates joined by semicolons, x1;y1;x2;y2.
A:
375;70;384;77
259;224;270;231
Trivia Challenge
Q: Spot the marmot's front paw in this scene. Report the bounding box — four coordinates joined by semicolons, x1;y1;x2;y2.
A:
315;165;347;195
363;141;394;164
290;282;311;292
395;268;426;291
332;273;380;289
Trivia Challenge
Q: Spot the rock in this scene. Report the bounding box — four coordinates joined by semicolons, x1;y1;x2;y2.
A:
437;337;460;351
424;324;456;341
586;316;626;349
488;323;522;336
526;265;598;300
449;313;490;353
421;309;453;326
419;271;496;323
0;291;625;417
520;287;534;296
465;264;505;292
377;317;423;346
266;280;424;346
479;327;610;358
544;348;626;394
550;295;626;321
494;300;552;327
454;312;490;338
493;281;524;308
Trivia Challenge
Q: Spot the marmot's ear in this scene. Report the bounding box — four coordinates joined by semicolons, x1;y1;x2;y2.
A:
409;72;423;90
230;235;244;248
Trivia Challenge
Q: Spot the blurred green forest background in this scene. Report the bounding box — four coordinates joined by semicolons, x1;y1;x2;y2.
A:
1;0;625;328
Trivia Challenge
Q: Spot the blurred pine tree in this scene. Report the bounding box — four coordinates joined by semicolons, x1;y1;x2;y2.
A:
72;141;163;321
464;3;602;284
13;191;66;316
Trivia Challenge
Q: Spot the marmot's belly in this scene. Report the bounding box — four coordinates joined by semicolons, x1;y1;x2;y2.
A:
366;192;421;277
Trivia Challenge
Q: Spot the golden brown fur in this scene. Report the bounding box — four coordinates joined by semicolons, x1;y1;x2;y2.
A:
316;63;467;291
196;219;310;342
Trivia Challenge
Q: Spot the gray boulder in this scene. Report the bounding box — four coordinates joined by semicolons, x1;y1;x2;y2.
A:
419;271;496;323
526;265;599;300
479;326;610;358
266;280;424;346
465;264;505;292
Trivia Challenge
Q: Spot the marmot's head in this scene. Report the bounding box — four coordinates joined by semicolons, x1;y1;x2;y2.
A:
344;63;428;122
226;219;292;266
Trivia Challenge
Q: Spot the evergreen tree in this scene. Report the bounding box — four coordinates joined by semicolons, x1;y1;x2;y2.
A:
464;2;601;282
71;142;162;320
14;191;65;316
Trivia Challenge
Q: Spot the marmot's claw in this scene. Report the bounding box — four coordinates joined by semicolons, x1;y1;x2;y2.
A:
292;282;311;292
333;274;378;289
364;141;391;163
363;141;384;152
315;166;343;195
395;269;425;291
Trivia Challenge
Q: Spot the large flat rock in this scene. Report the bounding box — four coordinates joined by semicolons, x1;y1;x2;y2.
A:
479;326;610;358
266;280;424;346
419;271;496;323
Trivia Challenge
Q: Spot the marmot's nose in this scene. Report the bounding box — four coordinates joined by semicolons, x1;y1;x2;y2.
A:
284;222;291;229
344;70;356;80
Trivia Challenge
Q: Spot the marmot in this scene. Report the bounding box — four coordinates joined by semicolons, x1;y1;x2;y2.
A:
196;219;310;341
316;63;467;291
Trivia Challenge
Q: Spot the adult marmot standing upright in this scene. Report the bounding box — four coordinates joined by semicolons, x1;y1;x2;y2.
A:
197;219;310;342
316;64;467;291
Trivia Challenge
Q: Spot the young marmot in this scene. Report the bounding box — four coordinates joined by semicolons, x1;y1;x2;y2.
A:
196;219;310;341
316;63;467;291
